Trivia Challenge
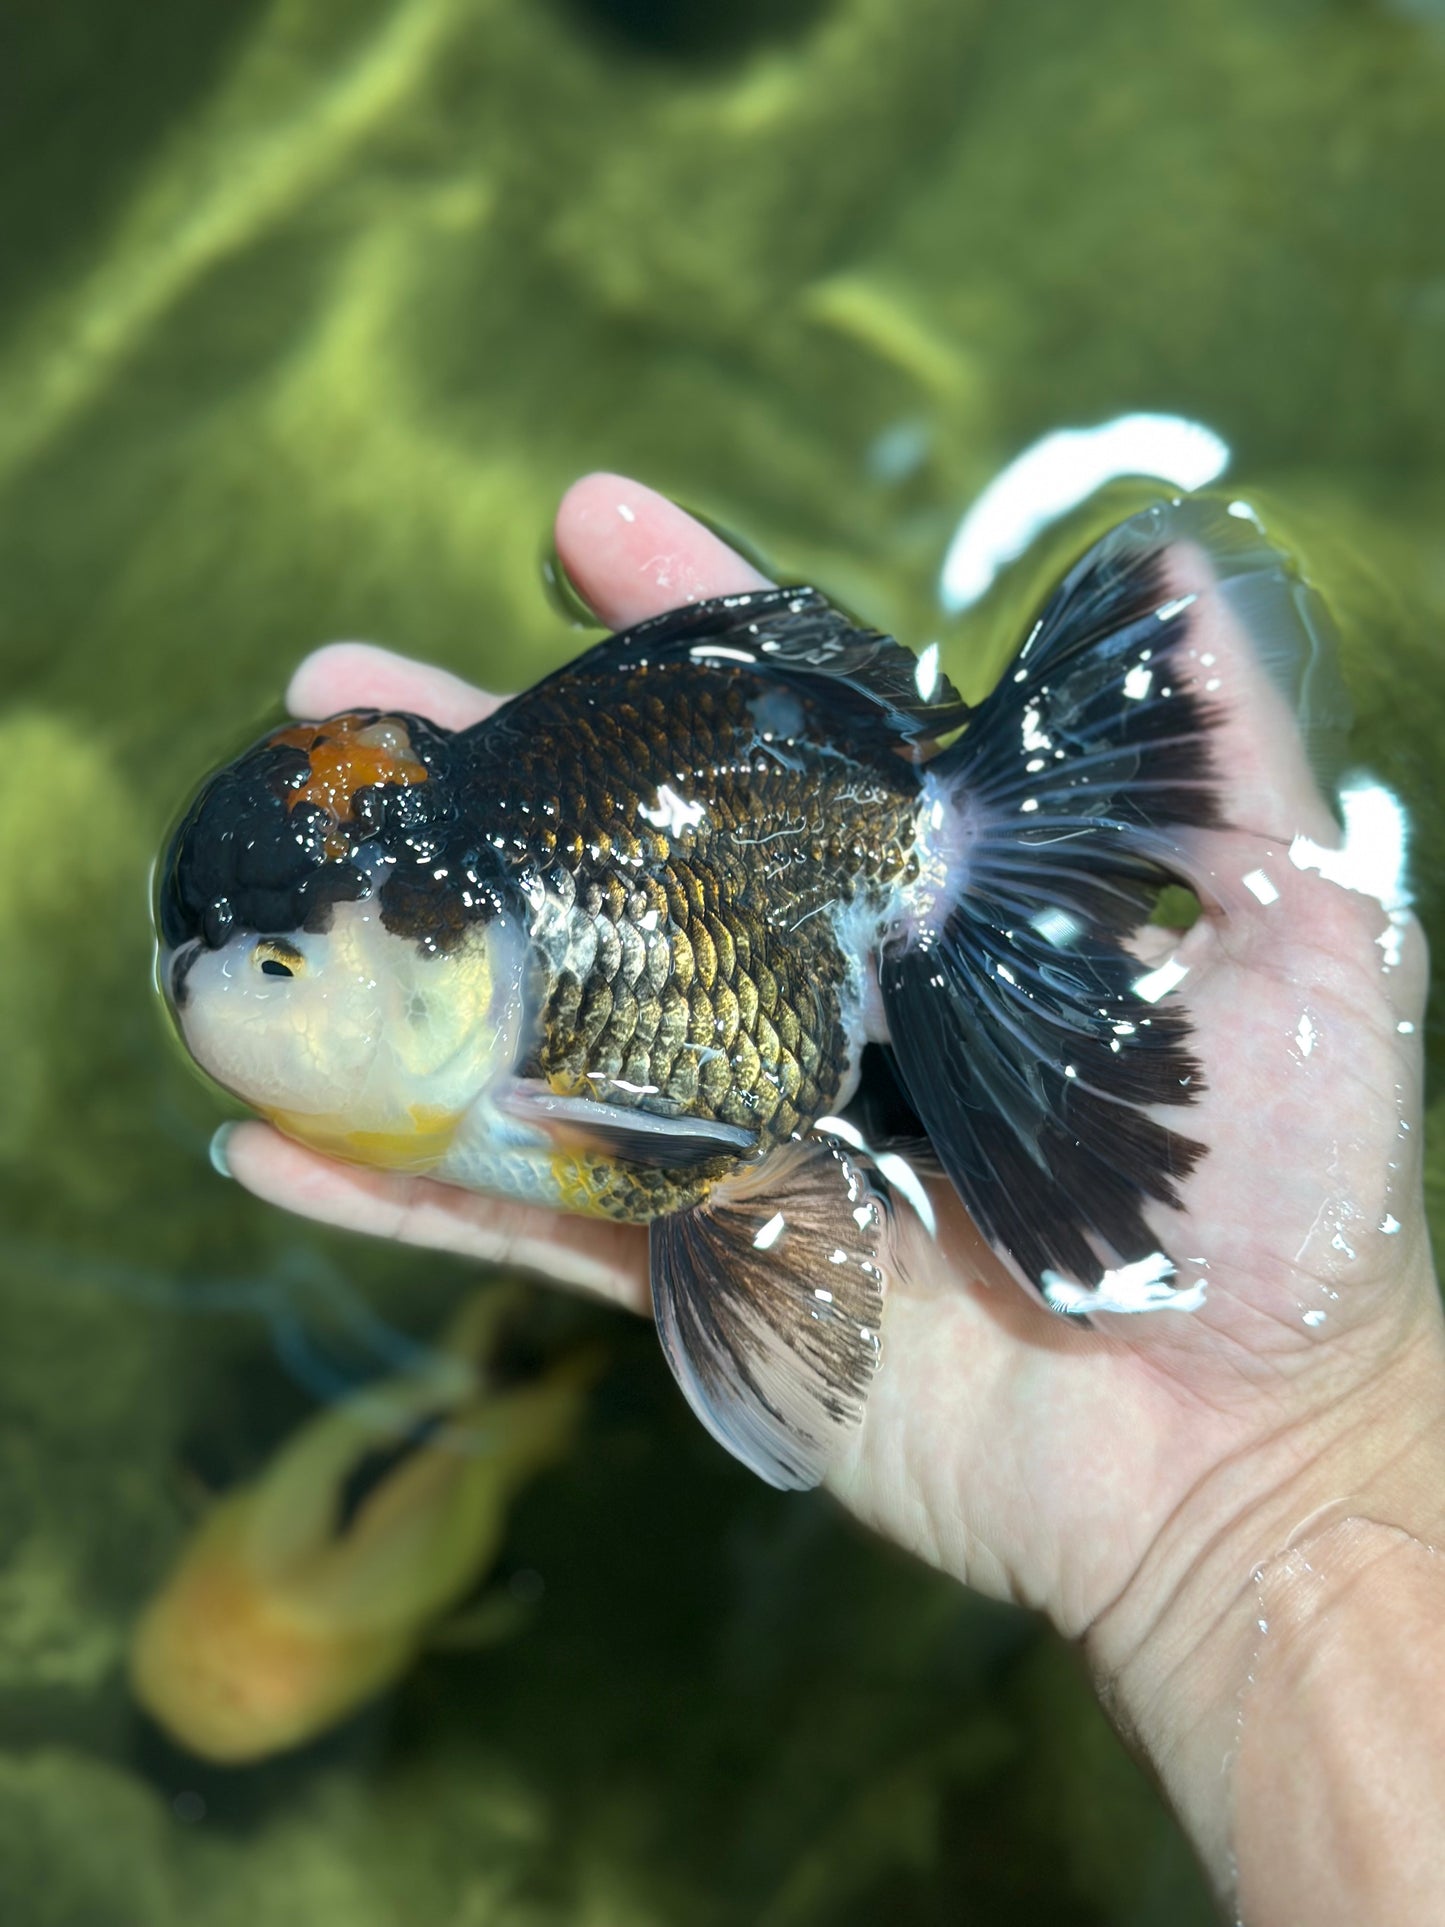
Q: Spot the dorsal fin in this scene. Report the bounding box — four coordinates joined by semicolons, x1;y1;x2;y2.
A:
490;587;970;755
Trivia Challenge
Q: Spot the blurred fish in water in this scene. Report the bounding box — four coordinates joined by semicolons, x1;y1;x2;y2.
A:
155;497;1340;1489
129;1290;592;1764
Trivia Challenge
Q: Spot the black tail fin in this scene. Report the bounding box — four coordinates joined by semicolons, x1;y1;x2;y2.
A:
880;498;1245;1312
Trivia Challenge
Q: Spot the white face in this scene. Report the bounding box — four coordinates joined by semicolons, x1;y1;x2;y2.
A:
165;900;525;1172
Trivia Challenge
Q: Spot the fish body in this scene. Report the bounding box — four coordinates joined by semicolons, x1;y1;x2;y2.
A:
158;499;1332;1488
130;1292;590;1763
166;598;938;1216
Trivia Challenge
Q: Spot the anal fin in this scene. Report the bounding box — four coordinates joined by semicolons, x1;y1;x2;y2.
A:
649;1140;887;1490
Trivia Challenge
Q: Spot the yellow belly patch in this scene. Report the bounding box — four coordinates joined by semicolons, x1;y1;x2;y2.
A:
265;1104;462;1174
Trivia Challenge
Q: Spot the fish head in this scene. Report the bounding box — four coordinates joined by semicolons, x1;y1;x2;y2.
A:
157;711;526;1171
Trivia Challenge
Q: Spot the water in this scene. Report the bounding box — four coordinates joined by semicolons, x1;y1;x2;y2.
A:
2;1;1443;1919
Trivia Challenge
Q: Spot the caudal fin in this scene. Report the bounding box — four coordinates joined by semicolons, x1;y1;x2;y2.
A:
880;496;1309;1311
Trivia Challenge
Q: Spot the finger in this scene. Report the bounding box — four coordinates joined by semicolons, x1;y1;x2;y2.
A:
555;471;772;628
1164;511;1346;859
286;478;771;720
221;1121;652;1316
286;642;503;729
1154;513;1428;1019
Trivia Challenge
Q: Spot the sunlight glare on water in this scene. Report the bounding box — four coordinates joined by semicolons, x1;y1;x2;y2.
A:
938;413;1231;611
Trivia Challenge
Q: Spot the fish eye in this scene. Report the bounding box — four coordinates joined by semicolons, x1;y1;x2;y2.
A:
251;938;305;980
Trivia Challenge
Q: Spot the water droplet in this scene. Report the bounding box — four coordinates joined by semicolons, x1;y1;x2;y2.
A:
539;545;604;627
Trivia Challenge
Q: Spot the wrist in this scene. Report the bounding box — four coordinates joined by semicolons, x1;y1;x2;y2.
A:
1231;1518;1445;1922
1083;1262;1445;1893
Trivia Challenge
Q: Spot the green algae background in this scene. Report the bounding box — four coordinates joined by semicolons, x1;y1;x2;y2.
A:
2;0;1444;1920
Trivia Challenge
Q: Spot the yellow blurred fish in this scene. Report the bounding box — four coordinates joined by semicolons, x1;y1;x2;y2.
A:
129;1291;592;1763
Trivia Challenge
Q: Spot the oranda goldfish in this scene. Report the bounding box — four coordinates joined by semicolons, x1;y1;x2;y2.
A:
157;498;1331;1489
130;1290;591;1763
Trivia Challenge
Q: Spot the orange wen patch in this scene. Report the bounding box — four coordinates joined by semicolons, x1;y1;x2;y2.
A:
272;714;428;855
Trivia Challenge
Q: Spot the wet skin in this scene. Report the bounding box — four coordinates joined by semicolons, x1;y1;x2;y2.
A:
219;471;1443;1892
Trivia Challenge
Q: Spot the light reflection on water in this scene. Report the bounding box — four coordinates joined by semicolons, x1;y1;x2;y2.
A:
939;413;1231;611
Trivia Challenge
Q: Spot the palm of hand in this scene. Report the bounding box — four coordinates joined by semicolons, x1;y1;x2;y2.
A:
224;474;1433;1640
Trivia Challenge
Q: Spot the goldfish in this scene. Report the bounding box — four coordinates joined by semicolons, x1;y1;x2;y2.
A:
156;497;1331;1489
129;1291;591;1763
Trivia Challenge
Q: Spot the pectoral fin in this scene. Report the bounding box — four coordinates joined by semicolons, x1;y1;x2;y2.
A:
649;1140;887;1491
503;1083;757;1169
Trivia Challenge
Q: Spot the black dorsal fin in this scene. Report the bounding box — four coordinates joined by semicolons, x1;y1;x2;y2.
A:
489;588;970;756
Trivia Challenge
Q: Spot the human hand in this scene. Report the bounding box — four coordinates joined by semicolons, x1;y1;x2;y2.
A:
219;472;1445;1895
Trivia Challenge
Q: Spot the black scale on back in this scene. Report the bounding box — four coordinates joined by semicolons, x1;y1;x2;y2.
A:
454;589;967;1153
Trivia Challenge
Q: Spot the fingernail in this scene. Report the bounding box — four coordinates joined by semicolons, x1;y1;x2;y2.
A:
209;1123;237;1180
